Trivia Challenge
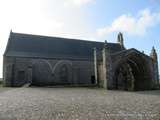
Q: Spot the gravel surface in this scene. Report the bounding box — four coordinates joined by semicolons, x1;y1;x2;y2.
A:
0;87;159;120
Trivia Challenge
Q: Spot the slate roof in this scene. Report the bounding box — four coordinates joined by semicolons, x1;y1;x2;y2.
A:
4;32;123;59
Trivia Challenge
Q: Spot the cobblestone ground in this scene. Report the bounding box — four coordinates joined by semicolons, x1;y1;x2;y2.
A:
0;87;159;120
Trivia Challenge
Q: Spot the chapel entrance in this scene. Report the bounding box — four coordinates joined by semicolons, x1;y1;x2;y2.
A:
114;52;152;91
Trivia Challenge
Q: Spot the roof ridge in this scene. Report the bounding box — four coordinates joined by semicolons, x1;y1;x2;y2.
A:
11;32;120;44
11;32;104;43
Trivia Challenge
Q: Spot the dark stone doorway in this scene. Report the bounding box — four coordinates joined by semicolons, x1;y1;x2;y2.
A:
114;53;152;91
115;63;133;91
91;76;95;84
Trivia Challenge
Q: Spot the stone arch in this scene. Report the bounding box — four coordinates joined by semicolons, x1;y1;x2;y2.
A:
32;59;53;86
113;51;152;91
52;60;73;85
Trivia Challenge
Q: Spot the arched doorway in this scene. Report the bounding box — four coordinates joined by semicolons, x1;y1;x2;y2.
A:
115;63;133;90
32;60;73;86
32;60;53;86
52;60;73;85
114;52;152;91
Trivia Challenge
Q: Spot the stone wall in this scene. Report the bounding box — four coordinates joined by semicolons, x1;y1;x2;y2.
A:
97;62;104;87
95;48;157;91
111;51;154;90
3;56;95;87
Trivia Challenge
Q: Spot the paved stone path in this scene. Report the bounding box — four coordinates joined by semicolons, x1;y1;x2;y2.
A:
0;87;159;120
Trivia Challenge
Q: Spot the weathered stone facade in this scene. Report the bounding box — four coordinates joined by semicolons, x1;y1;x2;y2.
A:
3;57;94;87
94;33;159;91
3;32;102;87
3;32;159;90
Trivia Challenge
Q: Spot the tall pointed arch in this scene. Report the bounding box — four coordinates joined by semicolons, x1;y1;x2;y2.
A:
113;49;152;91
